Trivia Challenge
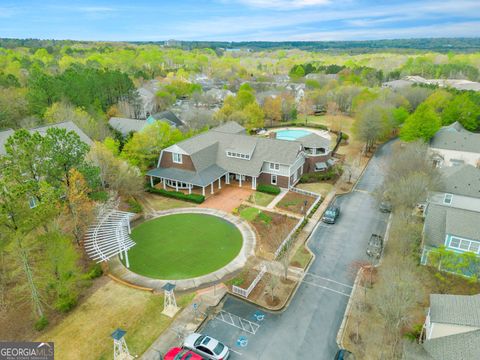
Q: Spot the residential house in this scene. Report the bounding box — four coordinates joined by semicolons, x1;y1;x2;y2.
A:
421;165;480;267
429;122;480;168
404;293;480;359
383;75;480;92
0;121;92;155
147;122;333;196
109;111;183;137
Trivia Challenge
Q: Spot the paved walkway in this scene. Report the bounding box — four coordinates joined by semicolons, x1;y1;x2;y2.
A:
141;284;228;360
108;208;256;292
266;188;288;209
199;185;253;212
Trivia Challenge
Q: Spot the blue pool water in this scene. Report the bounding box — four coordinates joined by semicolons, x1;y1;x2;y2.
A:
275;129;312;141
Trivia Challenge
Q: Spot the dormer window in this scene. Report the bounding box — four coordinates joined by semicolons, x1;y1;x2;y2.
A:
269;162;280;171
172;153;183;164
443;193;453;205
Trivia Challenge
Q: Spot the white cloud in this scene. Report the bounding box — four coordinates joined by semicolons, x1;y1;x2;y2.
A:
235;0;330;9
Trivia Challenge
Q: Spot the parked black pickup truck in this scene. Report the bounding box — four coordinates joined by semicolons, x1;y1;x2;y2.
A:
366;234;384;259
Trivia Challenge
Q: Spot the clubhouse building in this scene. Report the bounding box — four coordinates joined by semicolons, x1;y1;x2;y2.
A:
147;122;333;196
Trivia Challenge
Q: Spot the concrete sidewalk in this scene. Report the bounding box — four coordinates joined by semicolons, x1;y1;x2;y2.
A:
266;188;288;209
141;285;227;360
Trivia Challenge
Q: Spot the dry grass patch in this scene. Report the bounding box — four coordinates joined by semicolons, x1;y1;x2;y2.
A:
296;182;334;197
37;278;193;360
290;246;313;269
276;191;315;215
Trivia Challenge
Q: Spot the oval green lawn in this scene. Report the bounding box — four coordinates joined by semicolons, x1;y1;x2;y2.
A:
123;213;243;279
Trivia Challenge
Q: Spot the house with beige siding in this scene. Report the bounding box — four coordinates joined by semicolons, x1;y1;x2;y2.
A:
147;121;332;196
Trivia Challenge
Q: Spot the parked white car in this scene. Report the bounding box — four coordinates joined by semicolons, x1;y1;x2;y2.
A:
183;333;230;360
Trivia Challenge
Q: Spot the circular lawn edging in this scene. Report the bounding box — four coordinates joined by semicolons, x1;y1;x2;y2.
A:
123;213;243;280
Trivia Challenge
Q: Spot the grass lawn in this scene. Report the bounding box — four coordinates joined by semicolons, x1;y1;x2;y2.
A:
276;191;315;215
290;246;313;269
248;191;275;207
140;193;195;212
297;182;334;197
37;278;194;360
239;206;272;224
124;213;243;279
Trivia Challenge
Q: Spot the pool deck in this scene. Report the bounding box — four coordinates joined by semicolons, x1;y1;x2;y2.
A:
268;126;332;141
108;207;256;292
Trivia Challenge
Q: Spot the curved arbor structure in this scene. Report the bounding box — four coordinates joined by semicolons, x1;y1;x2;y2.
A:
84;209;136;267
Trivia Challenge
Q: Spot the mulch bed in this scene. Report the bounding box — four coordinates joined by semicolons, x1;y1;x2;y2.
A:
276;191;316;215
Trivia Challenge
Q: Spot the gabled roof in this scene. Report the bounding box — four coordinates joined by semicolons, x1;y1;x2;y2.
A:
440;165;480;198
430;294;480;327
423;329;480;360
430;122;480;154
297;133;331;149
109;117;147;136
0;121;92;155
162;122;303;177
152;111;183;127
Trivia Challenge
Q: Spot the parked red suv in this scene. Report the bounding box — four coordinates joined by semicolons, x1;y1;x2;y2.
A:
165;347;205;360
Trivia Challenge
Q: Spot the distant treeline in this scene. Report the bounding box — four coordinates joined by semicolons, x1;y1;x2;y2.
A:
2;37;480;53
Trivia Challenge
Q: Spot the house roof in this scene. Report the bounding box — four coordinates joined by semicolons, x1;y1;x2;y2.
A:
152;111;183;127
440;165;480;198
297;133;331;149
162;122;303;177
0;121;92;155
423;329;480;360
430;122;480;154
424;203;448;247
109;117;147;136
430;294;480;327
147;164;226;187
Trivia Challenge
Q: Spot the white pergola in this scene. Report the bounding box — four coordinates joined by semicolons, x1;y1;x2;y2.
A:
84;209;136;267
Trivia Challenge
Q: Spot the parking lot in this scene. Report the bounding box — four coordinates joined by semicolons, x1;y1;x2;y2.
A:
198;141;393;359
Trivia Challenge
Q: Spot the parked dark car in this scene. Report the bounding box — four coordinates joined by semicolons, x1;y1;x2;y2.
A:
322;205;340;224
335;349;355;360
379;200;392;213
366;234;384;259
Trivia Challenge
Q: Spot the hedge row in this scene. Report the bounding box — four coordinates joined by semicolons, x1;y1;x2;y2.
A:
146;186;205;204
257;184;281;195
300;166;343;183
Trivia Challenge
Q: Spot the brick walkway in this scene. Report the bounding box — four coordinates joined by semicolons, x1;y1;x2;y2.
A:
199;185;253;212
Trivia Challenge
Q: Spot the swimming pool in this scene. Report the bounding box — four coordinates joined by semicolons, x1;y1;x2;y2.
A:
275;129;312;141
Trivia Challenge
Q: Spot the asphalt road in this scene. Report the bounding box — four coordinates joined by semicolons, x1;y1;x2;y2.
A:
201;141;394;359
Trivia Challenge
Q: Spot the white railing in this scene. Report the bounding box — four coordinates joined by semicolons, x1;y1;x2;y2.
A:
232;264;267;298
306;195;322;218
274;218;305;258
290;186;320;198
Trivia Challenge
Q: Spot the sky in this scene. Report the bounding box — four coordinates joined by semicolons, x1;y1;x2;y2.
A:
1;0;480;42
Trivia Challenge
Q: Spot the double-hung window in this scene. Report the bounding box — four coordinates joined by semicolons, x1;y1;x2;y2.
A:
269;162;280;171
172;152;183;164
449;236;480;254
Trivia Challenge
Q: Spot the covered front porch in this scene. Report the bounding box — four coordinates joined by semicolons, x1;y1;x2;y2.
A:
147;167;258;197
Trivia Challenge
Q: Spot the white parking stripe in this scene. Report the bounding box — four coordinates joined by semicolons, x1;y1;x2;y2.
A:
304;273;353;288
301;279;351;297
230;348;243;356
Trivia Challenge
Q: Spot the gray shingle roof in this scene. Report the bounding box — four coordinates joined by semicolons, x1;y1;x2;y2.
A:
430;122;480;153
430;294;480;326
152;111;183;127
297;133;331;149
147;164;226;187
109;117;147;136
424;203;447;247
0;122;92;155
164;122;303;177
440;165;480;199
423;329;480;360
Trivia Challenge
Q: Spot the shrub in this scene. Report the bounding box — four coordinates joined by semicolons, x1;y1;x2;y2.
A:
55;293;78;313
300;165;343;183
89;190;109;202
85;263;103;280
257;184;281;195
341;133;349;140
34;316;49;331
146;186;205;204
127;198;143;213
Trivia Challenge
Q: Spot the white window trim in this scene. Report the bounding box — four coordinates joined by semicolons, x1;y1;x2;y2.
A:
271;174;277;185
29;197;37;209
448;236;480;254
269;162;280;171
443;193;453;205
172;153;183;164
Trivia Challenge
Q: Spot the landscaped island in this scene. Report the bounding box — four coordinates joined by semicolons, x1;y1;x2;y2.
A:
123;213;243;279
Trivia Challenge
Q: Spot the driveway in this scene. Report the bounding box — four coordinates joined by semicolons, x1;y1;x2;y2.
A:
200;185;253;212
199;140;394;359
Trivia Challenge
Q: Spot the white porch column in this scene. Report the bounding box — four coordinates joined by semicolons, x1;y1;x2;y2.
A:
202;186;205;196
226;173;230;184
127;219;131;234
189;184;192;194
239;175;242;187
175;181;179;192
150;176;154;187
163;178;167;190
211;182;214;194
218;178;222;189
124;250;130;268
252;177;257;190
